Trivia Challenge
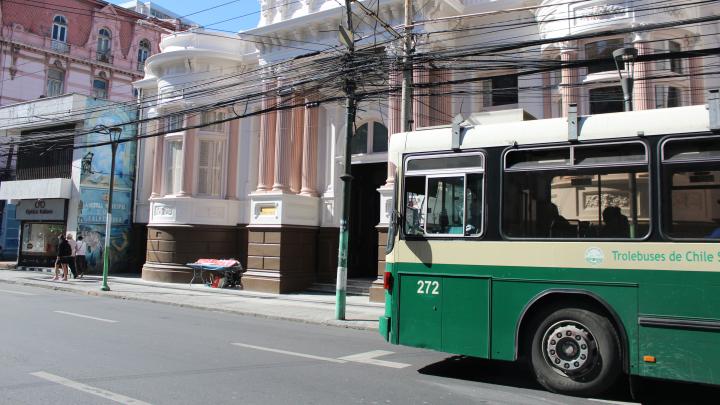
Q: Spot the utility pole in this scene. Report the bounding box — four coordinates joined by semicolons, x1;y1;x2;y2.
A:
401;0;414;132
336;0;356;320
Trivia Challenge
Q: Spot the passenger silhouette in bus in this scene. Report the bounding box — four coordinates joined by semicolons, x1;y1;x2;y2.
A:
545;203;574;237
601;206;629;238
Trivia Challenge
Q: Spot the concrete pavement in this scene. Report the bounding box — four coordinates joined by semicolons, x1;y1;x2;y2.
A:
0;265;384;331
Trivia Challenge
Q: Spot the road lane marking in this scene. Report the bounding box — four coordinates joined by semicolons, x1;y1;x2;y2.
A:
338;350;411;368
30;371;151;405
0;289;36;296
54;311;118;323
231;343;410;368
231;343;347;364
589;400;640;405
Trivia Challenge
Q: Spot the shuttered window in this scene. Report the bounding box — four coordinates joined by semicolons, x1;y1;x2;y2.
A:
197;139;224;197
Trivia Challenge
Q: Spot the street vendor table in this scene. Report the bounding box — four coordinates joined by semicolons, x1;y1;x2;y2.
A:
186;259;243;288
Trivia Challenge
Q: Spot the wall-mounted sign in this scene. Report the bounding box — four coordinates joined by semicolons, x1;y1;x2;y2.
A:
15;199;66;221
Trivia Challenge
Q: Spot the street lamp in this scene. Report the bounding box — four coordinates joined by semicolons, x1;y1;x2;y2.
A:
612;47;638;112
98;125;122;291
612;47;639;238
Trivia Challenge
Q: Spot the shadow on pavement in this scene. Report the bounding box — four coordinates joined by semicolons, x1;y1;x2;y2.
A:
417;356;720;404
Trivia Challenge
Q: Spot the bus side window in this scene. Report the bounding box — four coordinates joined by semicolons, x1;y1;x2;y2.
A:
465;173;483;236
404;176;425;236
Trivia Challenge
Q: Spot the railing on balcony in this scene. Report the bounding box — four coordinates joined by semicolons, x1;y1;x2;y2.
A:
96;51;114;64
51;40;70;53
137;61;145;71
16;125;75;180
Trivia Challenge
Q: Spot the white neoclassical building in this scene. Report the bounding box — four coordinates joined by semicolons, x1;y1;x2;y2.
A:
134;0;720;301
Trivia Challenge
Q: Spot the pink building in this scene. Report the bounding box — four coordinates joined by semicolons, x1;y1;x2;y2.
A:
0;0;176;106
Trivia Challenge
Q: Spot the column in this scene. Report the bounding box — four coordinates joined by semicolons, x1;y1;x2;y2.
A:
632;39;653;111
431;68;452;126
178;113;197;197
385;68;402;186
689;56;705;105
300;94;319;197
150;120;163;198
413;63;430;128
256;79;277;192
290;93;305;194
226;118;240;199
542;71;552;118
560;44;579;117
272;84;293;192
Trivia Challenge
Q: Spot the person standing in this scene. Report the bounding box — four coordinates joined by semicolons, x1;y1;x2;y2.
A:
74;235;88;279
66;234;78;279
57;235;72;281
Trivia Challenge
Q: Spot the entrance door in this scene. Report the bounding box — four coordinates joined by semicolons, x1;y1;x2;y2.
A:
348;162;386;278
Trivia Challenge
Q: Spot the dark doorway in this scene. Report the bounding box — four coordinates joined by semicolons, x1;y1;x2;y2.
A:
348;162;386;278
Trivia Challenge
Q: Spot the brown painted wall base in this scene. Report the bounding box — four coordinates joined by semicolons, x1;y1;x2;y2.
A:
142;224;247;283
316;227;339;283
244;225;319;294
369;225;388;303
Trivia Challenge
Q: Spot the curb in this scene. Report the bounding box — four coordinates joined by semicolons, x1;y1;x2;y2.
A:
0;277;379;331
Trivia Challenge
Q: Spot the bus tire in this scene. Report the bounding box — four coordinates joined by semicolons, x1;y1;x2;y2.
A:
529;307;621;396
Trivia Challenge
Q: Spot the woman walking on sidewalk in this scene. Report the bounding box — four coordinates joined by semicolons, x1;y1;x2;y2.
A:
66;234;78;279
56;235;73;281
74;235;88;279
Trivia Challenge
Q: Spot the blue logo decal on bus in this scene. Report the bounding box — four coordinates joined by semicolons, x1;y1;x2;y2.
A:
585;247;604;265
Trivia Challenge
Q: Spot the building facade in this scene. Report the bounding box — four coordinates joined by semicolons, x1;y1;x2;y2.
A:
0;94;137;272
0;0;177;262
134;0;720;300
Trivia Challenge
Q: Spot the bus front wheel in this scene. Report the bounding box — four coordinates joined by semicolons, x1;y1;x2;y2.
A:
529;307;621;396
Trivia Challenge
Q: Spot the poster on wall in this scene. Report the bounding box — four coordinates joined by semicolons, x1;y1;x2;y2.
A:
76;99;137;273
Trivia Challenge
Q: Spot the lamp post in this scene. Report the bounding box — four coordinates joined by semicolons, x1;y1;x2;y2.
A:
99;125;122;291
612;47;638;112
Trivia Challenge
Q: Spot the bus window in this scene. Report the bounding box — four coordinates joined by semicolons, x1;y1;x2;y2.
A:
426;176;464;234
465;174;483;236
404;176;426;236
661;136;720;239
403;152;485;238
503;144;649;239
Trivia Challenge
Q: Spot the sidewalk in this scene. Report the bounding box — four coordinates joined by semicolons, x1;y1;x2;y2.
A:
0;265;383;331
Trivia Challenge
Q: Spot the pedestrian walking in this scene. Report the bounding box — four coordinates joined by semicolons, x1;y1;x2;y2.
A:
74;235;88;279
56;235;72;281
66;234;78;279
52;256;62;280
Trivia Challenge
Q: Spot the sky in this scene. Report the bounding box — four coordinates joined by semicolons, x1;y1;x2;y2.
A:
109;0;261;33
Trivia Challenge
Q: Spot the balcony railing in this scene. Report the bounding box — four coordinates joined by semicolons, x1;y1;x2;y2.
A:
137;61;145;71
51;39;70;53
96;51;114;64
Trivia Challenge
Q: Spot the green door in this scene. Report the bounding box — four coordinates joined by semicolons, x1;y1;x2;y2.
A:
442;277;490;357
398;275;442;349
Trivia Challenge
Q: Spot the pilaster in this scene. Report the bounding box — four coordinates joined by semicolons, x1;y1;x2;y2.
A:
560;43;580;116
632;39;653;111
256;79;277;192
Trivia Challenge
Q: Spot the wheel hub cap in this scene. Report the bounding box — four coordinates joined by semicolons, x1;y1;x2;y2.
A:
544;323;592;373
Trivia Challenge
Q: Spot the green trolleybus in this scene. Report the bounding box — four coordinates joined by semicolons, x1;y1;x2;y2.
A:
379;102;720;396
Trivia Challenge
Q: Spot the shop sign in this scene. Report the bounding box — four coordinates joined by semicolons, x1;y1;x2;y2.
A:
15;199;65;221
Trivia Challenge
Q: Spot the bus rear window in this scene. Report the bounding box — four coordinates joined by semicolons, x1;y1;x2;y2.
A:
403;153;484;238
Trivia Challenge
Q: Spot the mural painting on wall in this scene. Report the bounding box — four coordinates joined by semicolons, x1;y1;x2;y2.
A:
76;99;137;273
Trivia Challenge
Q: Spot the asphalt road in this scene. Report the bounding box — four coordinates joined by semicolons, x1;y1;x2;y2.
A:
0;284;715;405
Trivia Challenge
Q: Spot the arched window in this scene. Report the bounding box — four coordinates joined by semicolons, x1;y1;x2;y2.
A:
46;68;65;97
137;39;151;70
52;16;67;42
97;28;112;62
93;73;108;99
351;121;388;155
